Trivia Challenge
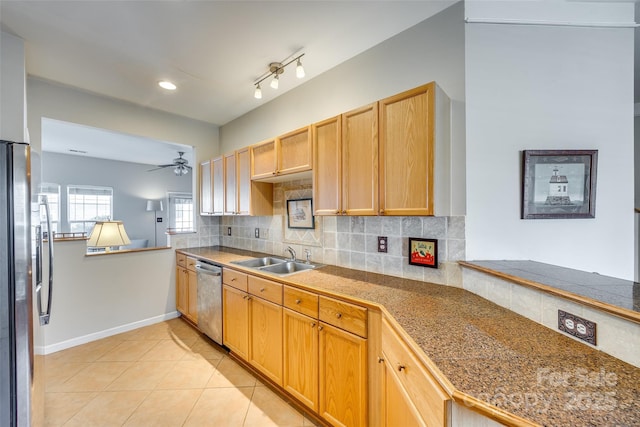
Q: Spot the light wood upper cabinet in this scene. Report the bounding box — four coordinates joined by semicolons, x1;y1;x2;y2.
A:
379;82;450;216
251;126;312;182
250;139;276;180
342;103;379;216
199;160;213;215
221;149;273;216
312;116;342;216
211;155;224;215
223;152;237;215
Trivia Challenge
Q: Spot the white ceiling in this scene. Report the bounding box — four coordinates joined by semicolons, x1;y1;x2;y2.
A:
1;0;454;164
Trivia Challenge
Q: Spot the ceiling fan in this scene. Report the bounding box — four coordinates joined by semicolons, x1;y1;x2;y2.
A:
147;151;192;176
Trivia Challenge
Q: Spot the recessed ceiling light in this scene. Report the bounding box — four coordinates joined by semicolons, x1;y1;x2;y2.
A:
158;81;177;91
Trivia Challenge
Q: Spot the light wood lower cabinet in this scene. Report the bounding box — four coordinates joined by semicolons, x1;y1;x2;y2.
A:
222;284;249;359
249;296;283;385
175;254;198;324
383;355;426;427
283;308;319;411
380;317;450;427
319;322;367;427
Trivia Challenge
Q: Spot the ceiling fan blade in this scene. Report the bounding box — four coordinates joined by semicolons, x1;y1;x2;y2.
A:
146;165;171;172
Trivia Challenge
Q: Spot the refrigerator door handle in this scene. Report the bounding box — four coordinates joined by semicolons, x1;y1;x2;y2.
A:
38;195;53;326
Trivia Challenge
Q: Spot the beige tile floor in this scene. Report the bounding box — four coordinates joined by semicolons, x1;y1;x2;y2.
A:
45;318;315;427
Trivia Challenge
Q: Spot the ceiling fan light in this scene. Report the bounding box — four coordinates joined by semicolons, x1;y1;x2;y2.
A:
254;84;262;99
296;59;305;79
174;165;188;176
270;75;279;89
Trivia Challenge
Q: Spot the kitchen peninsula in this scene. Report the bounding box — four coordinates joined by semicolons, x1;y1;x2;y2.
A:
177;246;640;427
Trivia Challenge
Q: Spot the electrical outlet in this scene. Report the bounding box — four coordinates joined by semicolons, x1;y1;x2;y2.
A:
558;310;596;345
377;236;388;253
255;228;260;238
227;227;231;236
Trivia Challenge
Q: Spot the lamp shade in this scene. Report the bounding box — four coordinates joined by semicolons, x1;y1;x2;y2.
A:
146;200;163;212
87;221;131;249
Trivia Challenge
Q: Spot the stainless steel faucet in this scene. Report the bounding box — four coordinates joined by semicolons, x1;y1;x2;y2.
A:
285;246;296;261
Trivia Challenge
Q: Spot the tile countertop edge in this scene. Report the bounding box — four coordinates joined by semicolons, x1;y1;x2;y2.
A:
176;247;542;427
458;261;640;325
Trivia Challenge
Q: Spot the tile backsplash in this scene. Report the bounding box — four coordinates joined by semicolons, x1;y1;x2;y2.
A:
178;178;465;286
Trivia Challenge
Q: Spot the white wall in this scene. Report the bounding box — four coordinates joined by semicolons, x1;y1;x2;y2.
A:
0;31;26;141
221;2;466;215
43;241;177;351
465;3;635;279
42;152;191;247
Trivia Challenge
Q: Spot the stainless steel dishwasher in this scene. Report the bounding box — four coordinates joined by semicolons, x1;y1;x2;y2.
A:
195;260;223;345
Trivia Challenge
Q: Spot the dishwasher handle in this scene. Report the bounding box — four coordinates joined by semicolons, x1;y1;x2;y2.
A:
195;263;222;276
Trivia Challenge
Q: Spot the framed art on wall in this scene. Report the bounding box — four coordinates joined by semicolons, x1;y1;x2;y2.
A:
287;198;314;229
521;149;598;219
408;238;438;268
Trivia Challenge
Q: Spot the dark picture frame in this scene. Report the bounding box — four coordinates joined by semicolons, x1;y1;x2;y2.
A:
286;198;314;229
408;238;438;269
522;150;598;219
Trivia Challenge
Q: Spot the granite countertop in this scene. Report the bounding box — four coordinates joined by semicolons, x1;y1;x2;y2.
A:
178;246;640;427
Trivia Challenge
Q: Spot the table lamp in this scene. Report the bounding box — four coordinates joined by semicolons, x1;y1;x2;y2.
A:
87;220;131;252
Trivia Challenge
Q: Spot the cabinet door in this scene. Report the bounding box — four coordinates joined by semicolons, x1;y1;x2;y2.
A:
384;358;426;427
222;284;249;359
251;139;277;180
312;116;342;215
187;269;198;323
319;322;367;427
342;103;378;216
283;308;319;412
223;152;237;215
278;126;312;175
236;147;251;215
249;296;283;385
175;266;188;315
212;155;225;215
379;83;434;216
199;160;213;215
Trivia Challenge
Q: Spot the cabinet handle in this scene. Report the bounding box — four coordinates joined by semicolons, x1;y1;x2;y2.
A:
341;210;347;215
311;322;316;328
379;209;385;214
318;325;324;331
231;277;237;281
336;313;342;319
260;288;265;292
247;296;252;301
295;299;301;304
335;210;340;214
397;365;406;372
378;356;385;363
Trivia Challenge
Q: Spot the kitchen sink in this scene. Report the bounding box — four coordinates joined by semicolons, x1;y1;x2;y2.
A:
230;257;322;276
259;261;317;275
231;256;287;268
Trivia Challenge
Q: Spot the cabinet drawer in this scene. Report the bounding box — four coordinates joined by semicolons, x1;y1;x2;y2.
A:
381;318;449;427
176;253;186;268
248;275;283;305
283;286;318;318
319;296;367;338
186;257;197;272
223;268;248;292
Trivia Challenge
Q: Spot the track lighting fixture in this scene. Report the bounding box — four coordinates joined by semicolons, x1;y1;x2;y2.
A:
253;53;305;99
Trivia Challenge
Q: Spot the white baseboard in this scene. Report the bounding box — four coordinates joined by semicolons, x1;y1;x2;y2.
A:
43;311;181;354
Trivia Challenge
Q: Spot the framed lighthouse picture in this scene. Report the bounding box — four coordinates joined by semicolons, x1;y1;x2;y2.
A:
521;150;598;219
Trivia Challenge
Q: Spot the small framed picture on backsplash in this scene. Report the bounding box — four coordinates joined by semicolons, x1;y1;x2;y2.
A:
408;238;438;269
287;198;314;229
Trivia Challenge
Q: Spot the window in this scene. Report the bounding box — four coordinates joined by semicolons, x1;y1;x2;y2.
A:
167;192;194;233
38;183;60;235
67;185;113;234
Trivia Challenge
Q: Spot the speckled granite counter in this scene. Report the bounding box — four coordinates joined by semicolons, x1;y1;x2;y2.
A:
177;247;640;427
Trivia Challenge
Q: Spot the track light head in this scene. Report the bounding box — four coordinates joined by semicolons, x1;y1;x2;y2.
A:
296;58;305;79
254;84;262;99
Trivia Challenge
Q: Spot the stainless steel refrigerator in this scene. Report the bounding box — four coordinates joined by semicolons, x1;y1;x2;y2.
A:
1;140;53;426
